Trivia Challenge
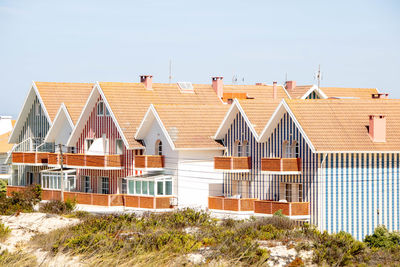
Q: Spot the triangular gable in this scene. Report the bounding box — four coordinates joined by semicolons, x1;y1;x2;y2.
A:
300;85;328;99
258;99;316;152
213;99;259;140
9;82;52;143
66;82;131;149
44;103;74;144
135;104;176;150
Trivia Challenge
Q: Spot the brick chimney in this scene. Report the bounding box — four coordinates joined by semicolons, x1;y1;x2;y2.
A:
286;80;296;91
273;81;277;100
369;115;386;142
372;93;389;99
140;75;153;90
212;77;223;99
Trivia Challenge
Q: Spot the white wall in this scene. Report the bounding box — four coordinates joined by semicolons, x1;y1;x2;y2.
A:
177;150;223;209
141;120;224;209
0;116;12;136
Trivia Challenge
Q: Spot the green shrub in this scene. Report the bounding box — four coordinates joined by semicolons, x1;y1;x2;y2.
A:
0;179;7;196
312;231;367;266
0;222;11;241
364;225;400;249
0;184;42;215
39;199;76;215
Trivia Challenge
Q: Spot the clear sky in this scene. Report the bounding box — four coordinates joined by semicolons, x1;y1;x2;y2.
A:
0;0;399;117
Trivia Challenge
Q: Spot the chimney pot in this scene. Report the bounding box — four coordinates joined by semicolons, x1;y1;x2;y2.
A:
369;115;386;142
212;76;224;99
140;75;153;90
286;80;296;91
273;81;277;100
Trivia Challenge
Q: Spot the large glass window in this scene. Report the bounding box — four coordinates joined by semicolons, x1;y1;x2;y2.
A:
285;183;292;202
298;184;303;202
126;177;172;196
121;178;127;194
83;176;91;193
101;177;109;194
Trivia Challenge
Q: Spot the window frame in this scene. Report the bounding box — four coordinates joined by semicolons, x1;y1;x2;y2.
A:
83;176;91;193
285;183;292;202
127;176;172;197
100;176;109;194
115;139;124;155
155;140;163;156
97;101;105;116
298;184;303;202
85;138;94;152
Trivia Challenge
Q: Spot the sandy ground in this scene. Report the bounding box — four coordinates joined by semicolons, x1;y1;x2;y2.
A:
0;212;83;266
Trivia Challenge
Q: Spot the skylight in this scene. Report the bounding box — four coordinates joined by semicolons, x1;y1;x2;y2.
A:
177;82;194;93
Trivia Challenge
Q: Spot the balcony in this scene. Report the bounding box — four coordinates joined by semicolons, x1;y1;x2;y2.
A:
12;152;49;165
254;200;309;219
214;156;251;172
134;155;165;169
48;153;124;170
261;158;301;174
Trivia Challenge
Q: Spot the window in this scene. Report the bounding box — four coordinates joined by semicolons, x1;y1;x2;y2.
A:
121;178;127;194
242;140;249;157
35;102;41;116
155;140;162;155
285;183;292;202
27;172;34;185
67;175;76;191
298;184;303;202
292;141;300;158
105;106;110;116
283;141;291;158
116;139;123;155
41;174;62;190
127;177;172;196
97;101;104;116
100;177;109;194
85;139;94;151
83;176;91;193
234;140;241;156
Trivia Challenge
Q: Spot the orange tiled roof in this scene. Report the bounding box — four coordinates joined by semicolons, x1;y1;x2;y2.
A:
35;82;94;123
100;82;290;148
286;99;400;152
321;87;378;99
153;104;230;149
223;84;289;100
238;99;281;135
0;131;13;153
286;85;314;99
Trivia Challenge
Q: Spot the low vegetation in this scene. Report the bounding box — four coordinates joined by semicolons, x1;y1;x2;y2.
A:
39;199;76;215
0;186;399;266
0;185;41;215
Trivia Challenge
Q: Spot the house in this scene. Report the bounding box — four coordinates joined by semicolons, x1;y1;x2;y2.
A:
134;104;229;208
8;82;93;186
212;98;400;240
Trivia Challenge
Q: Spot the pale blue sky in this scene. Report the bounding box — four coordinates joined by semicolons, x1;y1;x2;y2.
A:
0;0;399;117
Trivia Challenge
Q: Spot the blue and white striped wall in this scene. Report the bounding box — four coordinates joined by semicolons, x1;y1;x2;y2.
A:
222;110;400;239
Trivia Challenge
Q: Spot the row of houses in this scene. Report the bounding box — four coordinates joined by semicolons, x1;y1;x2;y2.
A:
7;76;399;240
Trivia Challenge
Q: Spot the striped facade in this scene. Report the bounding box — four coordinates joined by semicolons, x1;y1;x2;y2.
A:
322;153;400;240
13;96;51;185
223;111;319;223
75;96;140;194
222;110;400;239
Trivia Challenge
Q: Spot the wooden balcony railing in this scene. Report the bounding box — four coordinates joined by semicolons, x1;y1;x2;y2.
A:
134;155;165;169
261;158;301;173
254;200;309;217
48;153;124;169
214;157;251;171
12;152;49;165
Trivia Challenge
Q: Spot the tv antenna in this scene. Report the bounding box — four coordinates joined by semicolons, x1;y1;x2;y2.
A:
314;64;323;95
